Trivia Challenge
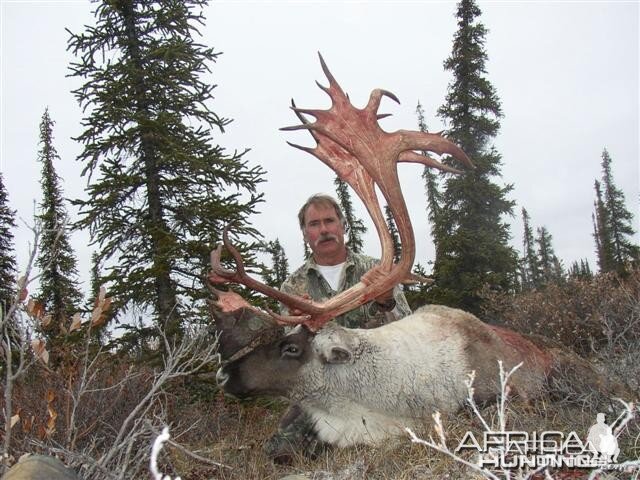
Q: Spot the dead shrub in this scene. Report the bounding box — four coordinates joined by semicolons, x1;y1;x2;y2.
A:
2;324;225;479
481;269;640;355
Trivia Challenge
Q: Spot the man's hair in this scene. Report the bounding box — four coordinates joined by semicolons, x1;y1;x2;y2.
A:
298;193;346;230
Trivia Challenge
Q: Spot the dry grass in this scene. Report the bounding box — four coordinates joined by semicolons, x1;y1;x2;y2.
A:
169;396;476;480
166;392;639;479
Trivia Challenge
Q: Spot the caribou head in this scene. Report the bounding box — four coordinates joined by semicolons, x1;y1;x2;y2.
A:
209;53;473;332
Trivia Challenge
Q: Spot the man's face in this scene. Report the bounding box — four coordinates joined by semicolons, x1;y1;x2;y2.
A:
302;203;346;264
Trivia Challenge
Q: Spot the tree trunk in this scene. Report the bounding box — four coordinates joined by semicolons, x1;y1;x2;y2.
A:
120;1;179;336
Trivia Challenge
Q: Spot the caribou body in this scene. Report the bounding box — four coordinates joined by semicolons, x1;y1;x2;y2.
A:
215;304;559;447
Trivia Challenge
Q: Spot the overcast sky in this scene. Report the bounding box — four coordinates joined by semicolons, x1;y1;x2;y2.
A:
1;1;638;301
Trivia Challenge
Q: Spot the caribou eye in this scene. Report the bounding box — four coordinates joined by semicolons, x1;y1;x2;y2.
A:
281;343;302;358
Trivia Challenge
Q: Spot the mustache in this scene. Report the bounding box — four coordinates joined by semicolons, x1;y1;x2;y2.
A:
314;233;338;247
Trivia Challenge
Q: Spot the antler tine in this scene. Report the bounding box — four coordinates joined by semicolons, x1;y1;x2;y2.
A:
287;99;334;169
280;124;315;132
317;52;342;93
317;52;355;112
221;226;248;276
265;308;316;330
290;98;322;141
315;80;331;95
398;150;464;175
399;130;474;170
210;244;237;281
209;225;253;283
290;106;323;118
365;89;401;116
286;141;317;156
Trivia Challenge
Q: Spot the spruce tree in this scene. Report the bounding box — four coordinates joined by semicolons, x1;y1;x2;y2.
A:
599;149;639;274
535;226;563;286
568;259;592;280
416;102;443;264
262;239;289;289
429;0;518;313
581;259;593;278
404;262;431;310
334;177;367;253
384;204;401;263
259;239;289;312
592;180;614;272
35;108;84;338
67;1;265;335
0;173;17;315
520;207;540;290
89;251;101;304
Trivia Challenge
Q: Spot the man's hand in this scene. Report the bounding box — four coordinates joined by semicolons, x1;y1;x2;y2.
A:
373;291;396;312
286;293;312;317
372;285;394;305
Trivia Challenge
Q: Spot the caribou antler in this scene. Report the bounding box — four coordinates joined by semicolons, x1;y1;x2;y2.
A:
209;228;315;318
288;98;395;272
284;54;472;275
208;53;473;332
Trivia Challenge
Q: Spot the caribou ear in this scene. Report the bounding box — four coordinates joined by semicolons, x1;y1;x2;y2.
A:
324;345;353;364
315;326;357;364
327;345;353;364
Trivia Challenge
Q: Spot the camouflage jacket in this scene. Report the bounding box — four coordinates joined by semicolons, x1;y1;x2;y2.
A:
280;250;412;328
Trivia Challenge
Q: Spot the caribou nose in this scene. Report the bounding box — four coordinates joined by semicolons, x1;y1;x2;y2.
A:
216;367;229;387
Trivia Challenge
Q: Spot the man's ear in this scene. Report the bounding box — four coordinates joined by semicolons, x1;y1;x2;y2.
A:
321;345;353;364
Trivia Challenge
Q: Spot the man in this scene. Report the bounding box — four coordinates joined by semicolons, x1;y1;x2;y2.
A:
265;193;411;463
280;193;411;328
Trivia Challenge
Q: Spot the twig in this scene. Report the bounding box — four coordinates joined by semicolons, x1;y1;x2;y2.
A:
147;423;230;470
1;220;46;474
408;361;548;480
150;427;181;480
588;399;639;480
406;426;501;480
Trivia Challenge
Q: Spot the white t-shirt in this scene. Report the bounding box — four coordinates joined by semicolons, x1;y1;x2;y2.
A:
316;262;346;291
